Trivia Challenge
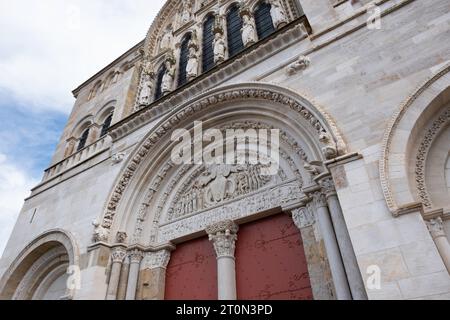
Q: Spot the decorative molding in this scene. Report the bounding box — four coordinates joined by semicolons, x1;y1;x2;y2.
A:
426;217;446;239
415;108;450;209
158;180;303;243
206;220;239;258
141;250;171;270
115;232;128;244
380;63;450;215
286;55;310;76
292;206;316;229
128;249;144;264
111;247;127;263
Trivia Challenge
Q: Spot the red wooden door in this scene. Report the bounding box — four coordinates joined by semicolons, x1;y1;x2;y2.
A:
235;213;313;300
165;236;217;300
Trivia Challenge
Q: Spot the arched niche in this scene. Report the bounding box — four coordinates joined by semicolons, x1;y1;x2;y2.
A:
96;82;347;245
0;230;80;300
381;64;450;215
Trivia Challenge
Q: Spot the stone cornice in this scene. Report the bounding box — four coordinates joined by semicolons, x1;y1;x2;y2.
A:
72;41;144;98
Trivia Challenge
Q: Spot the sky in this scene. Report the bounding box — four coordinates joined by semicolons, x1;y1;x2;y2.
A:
0;0;166;257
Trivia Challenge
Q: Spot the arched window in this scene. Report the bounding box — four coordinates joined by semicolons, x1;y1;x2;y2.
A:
154;63;167;101
254;1;275;40
100;114;113;137
77;128;90;151
202;14;215;73
178;33;192;87
226;4;244;58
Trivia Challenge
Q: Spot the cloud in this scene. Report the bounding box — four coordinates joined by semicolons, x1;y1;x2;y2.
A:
0;0;166;114
0;1;166;256
0;154;38;257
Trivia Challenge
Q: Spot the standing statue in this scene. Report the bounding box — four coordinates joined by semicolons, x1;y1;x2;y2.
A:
186;46;199;80
241;13;257;47
270;0;288;29
162;59;176;94
160;26;173;51
186;32;199;80
180;0;192;25
138;74;153;105
213;32;226;64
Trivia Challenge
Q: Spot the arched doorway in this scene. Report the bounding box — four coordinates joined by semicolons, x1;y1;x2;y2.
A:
95;83;365;300
0;230;79;300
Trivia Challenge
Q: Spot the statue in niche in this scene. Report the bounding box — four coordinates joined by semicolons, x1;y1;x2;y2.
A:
180;0;193;25
138;59;155;105
160;26;173;51
138;74;153;105
269;0;288;29
240;7;257;47
186;32;199;80
161;57;176;94
213;32;226;64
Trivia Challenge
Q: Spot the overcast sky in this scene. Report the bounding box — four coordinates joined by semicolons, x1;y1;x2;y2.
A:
0;0;166;256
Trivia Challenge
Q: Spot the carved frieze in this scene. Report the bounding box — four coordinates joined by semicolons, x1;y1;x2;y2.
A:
158;180;303;243
142;250;171;270
168;164;273;222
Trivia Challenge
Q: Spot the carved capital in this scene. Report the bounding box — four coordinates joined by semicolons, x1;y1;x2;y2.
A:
292;206;316;229
206;220;239;258
143;250;171;270
427;218;446;239
116;232;128;244
318;176;337;198
310;191;328;210
111;247;127;264
128;249;144;264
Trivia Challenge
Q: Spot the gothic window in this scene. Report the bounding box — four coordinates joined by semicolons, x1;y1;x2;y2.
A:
254;1;276;40
226;4;244;58
154;63;167;101
202;14;215;73
100;114;113;137
178;33;192;87
77;128;90;151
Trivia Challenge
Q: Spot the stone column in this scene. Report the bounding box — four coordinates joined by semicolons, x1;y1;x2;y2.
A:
310;191;352;300
138;250;171;300
106;247;126;300
206;220;239;300
318;175;368;300
125;250;143;300
427;218;450;274
117;256;130;300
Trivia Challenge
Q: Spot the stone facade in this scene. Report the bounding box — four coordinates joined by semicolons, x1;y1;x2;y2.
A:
1;0;450;300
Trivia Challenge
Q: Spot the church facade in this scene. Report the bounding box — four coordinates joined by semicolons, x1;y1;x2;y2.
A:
1;0;450;300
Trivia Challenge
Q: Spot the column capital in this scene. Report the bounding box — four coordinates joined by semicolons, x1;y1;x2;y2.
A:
128;249;144;264
142;250;171;270
427;217;447;239
315;174;337;198
111;247;127;263
291;205;316;229
206;220;239;259
310;191;328;210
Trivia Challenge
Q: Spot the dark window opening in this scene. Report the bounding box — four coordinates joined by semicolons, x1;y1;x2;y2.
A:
100;114;113;137
226;5;244;58
254;2;276;40
77;128;90;151
178;33;192;87
202;15;215;73
154;64;167;101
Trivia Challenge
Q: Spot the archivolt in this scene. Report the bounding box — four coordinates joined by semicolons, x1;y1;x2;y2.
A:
380;63;450;215
97;82;346;242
